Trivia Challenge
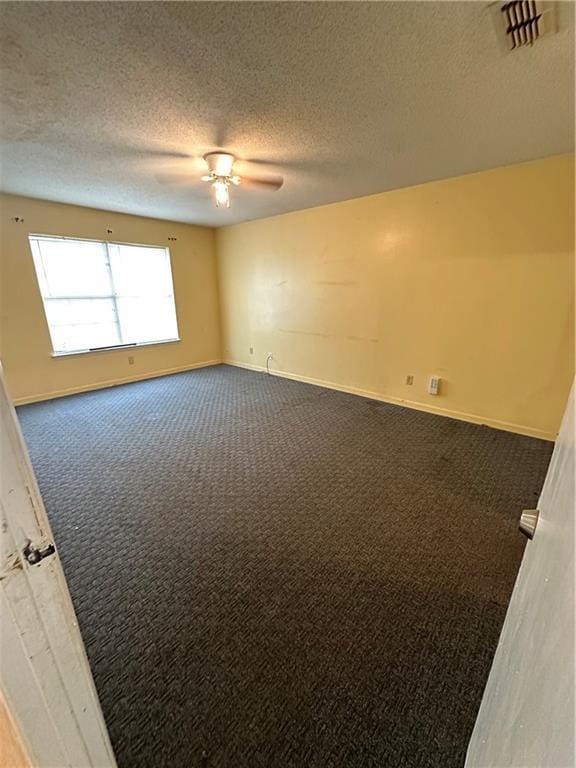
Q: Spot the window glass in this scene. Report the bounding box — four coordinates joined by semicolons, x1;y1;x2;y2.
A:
29;236;179;354
31;238;111;297
116;297;179;344
108;244;174;297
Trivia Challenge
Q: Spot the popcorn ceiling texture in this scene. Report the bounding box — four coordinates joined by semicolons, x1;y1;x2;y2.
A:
0;1;574;226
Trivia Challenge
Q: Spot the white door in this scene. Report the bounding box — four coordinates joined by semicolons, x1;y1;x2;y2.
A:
0;365;117;767
466;382;574;767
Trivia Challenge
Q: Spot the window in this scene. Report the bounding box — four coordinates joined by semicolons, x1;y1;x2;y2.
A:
29;235;180;355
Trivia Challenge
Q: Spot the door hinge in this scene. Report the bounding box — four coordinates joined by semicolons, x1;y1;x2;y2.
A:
22;539;56;565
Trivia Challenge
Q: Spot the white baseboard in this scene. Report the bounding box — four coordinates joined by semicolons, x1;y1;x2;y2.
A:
13;359;222;405
16;356;555;441
224;359;555;441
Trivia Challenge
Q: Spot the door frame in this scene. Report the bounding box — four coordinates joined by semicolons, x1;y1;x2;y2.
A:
466;382;574;766
0;364;116;767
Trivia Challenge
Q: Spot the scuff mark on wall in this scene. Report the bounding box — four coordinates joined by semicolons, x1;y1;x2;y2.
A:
279;329;330;338
346;335;378;343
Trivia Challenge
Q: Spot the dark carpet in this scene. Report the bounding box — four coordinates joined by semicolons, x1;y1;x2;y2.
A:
17;365;552;768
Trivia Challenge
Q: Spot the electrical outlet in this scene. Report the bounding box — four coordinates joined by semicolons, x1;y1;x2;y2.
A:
249;346;254;355
406;375;414;386
428;376;441;395
128;356;135;365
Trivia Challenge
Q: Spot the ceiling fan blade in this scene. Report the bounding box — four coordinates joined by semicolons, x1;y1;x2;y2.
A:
94;141;193;161
155;172;197;186
240;175;284;191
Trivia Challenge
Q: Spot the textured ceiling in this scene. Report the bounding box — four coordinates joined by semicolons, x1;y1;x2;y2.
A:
0;1;574;227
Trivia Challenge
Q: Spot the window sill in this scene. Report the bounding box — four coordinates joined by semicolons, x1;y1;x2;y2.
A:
51;338;181;358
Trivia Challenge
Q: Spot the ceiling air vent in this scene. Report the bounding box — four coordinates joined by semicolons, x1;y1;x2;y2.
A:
492;1;557;50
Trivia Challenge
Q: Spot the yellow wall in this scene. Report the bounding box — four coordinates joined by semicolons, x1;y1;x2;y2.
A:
0;692;31;768
2;156;573;437
0;194;221;403
217;155;575;440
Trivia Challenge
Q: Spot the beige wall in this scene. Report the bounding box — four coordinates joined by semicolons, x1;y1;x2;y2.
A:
1;156;573;437
0;194;221;403
0;692;31;768
217;155;575;440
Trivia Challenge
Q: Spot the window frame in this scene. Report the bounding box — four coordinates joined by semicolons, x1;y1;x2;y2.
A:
28;233;181;357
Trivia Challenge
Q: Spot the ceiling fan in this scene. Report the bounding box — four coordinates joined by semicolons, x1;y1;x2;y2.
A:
157;152;284;208
200;152;283;209
155;151;284;209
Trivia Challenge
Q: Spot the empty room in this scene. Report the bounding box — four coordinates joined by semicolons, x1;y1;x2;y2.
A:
0;2;574;768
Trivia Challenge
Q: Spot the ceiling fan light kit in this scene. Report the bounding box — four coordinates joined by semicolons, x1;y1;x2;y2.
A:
201;152;234;209
213;178;230;208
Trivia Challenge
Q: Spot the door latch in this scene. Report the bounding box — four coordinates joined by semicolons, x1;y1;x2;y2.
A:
22;539;56;565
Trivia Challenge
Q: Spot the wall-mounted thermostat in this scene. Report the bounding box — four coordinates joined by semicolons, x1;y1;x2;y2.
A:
428;376;441;395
